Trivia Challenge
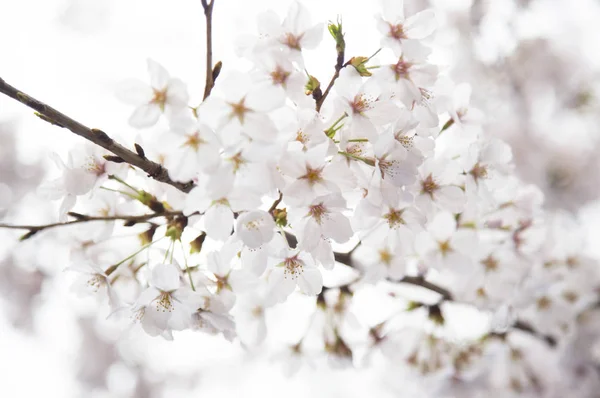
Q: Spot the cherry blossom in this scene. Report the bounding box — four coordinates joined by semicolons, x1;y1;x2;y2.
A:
116;59;189;128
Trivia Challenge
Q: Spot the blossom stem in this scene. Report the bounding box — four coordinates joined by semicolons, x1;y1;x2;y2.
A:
108;174;140;194
180;240;195;291
0;77;195;193
338;151;376;166
100;186;138;200
105;237;164;276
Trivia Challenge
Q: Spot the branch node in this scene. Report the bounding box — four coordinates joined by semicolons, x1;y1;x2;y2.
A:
134;143;146;158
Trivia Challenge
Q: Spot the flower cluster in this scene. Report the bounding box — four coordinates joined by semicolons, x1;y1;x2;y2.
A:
19;0;600;395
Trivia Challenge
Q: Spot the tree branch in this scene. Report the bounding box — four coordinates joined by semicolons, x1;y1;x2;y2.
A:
0;77;195;193
333;250;557;347
201;0;217;100
0;211;182;240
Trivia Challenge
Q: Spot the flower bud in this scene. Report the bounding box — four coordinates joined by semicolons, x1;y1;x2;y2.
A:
190;232;207;254
327;18;345;53
349;56;372;77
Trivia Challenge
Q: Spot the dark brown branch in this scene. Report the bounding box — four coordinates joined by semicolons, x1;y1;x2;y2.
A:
333;250;557;347
0;211;182;240
201;0;216;100
315;57;346;113
0;77;195;193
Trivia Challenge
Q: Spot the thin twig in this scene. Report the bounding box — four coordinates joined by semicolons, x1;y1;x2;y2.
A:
201;0;216;100
0;77;195;193
316;59;347;113
0;211;182;240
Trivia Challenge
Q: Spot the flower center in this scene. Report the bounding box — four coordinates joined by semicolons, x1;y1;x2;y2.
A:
397;135;414;149
379;249;393;265
383;208;405;229
481;255;498;271
84;156;105;176
184;131;206;151
308;203;327;224
300;166;324;186
228;152;246;173
389;23;406;40
270;65;291;86
392;58;412;81
151;89;167;110
282;32;304;50
156;292;175;312
469;162;488;181
350;94;374;115
421;174;438;197
283;256;304;279
228;97;252;123
438;240;452;256
86;274;106;292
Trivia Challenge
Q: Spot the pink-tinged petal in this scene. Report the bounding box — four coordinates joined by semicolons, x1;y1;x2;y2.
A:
435;186;466;214
382;0;405;23
229;269;258;292
207;251;230;276
165;78;189;108
314;239;335;270
37;178;66;200
58;195;76;221
116;79;153;105
147;59;170;89
247;84;284;112
152;263;181;291
267;268;297;303
135;286;161;307
481;139;512;165
64;168;96;196
244;113;278;142
241;246;268;276
301;23;324;49
451;229;479;254
297;268;323;295
257;10;282;36
165;146;198;182
404;9;436;39
283;1;312;34
129;104;161;128
205;204;234;241
429;211;456;241
387;257;407;280
415;231;436;256
321;212;353;244
444;252;472;274
183;186;212;216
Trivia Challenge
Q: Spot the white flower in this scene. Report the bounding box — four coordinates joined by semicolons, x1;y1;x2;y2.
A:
163;117;221;181
354;190;425;247
376;0;436;56
235;210;276;249
335;68;398;141
412;157;466;215
415;211;477;273
372;131;417;187
280;143;355;206
116;59;189;128
287;193;353;257
254;1;323;66
131;263;204;337
67;262;118;307
38;144;126;220
266;237;323;303
199;71;282;147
